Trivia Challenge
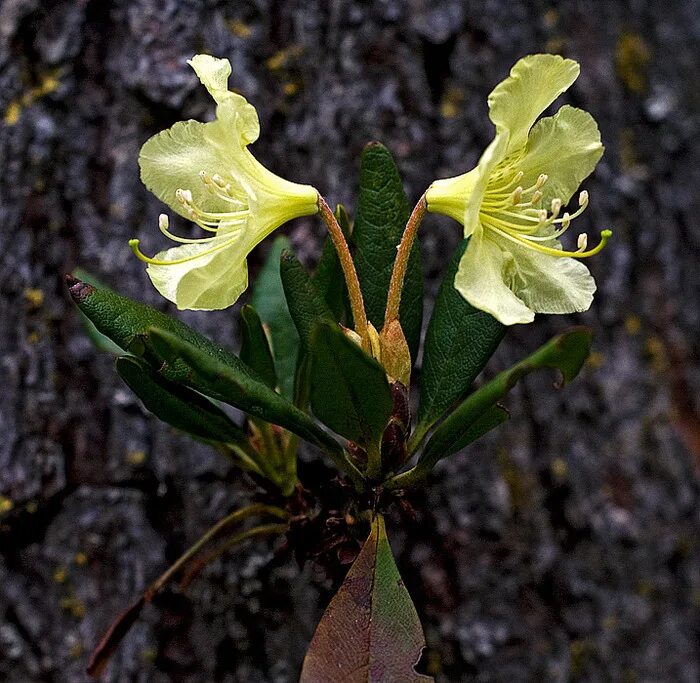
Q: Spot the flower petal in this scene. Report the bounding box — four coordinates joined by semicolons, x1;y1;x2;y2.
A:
488;54;580;152
489;231;596;315
517;105;603;205
139;120;236;220
188;54;260;144
146;236;249;310
454;227;534;325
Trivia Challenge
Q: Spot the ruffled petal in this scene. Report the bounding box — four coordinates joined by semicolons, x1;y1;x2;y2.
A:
488;54;580;152
454;227;535;325
139;119;235;219
146;235;249;310
188;54;260;144
517;105;603;205
489;231;596;315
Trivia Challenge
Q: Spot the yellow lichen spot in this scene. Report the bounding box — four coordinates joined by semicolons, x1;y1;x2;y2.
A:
53;567;68;584
74;552;88;566
265;45;303;71
645;335;668;373
141;647;158;663
551;457;568;482
544;36;566;54
60;597;86;619
440;86;464;118
624;315;641;335
616;34;651;93
69;640;84;659
0;496;14;514
586;351;605;369
228;19;252;38
24;288;45;310
4;70;60;126
283;81;300;96
126;449;147;466
4;100;22;125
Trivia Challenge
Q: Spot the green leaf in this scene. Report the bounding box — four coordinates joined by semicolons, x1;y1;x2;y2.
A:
354;142;423;359
280;249;334;350
251;236;299;399
71;269;124;354
418;328;592;472
413;239;505;447
309;321;393;446
116;356;248;445
301;515;432;683
145;326;342;455
240;305;277;389
312;204;352;321
65;275;247;384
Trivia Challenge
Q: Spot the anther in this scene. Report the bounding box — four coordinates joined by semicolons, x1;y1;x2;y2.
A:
551;198;562;216
537;209;548;224
561;212;571;229
176;188;193;205
511;186;523;205
577;233;588;252
535;174;548;189
531;190;543;204
158;214;169;231
579;190;589;207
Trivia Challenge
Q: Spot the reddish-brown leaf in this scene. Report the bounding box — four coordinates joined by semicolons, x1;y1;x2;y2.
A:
300;515;432;683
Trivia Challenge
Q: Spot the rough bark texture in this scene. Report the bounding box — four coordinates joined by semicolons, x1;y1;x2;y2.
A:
1;0;699;681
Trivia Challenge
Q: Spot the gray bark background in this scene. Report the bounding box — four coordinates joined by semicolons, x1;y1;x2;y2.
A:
1;0;699;681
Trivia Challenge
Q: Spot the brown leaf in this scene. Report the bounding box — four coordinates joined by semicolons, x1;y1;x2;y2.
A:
301;515;432;683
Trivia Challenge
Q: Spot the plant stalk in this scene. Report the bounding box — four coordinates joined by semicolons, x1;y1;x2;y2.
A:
383;194;427;327
318;195;368;341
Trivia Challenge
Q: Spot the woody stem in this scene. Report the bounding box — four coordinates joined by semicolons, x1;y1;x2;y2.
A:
384;194;427;326
318;196;368;340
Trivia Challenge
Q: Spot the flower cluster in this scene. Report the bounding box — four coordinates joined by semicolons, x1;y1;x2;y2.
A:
132;53;608;325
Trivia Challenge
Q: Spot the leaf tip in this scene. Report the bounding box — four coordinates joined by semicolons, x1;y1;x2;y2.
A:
65;274;95;303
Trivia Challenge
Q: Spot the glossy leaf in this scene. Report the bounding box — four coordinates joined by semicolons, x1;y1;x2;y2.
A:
418;328;592;471
309;321;393;445
251;236;299;399
146;326;342;455
413;239;505;448
353;142;423;359
280;249;334;350
301;515;431;683
116;356;248;445
312;203;352;321
240;304;277;389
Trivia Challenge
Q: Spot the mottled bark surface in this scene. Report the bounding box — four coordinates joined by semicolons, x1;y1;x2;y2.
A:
1;0;699;681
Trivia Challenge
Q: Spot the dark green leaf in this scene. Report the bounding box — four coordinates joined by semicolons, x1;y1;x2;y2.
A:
300;515;432;683
309;321;393;445
312;204;352;321
251;236;299;399
413;239;505;447
65;275;247;385
418;329;592;471
146;326;342;455
240;305;277;389
71;269;124;354
354;142;423;359
280;249;334;350
116;356;248;445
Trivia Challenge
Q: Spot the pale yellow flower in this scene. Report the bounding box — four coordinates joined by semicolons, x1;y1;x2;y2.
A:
427;54;609;325
131;54;318;310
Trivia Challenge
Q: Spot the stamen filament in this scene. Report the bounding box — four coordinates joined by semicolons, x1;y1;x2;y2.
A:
129;235;239;266
484;222;612;258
